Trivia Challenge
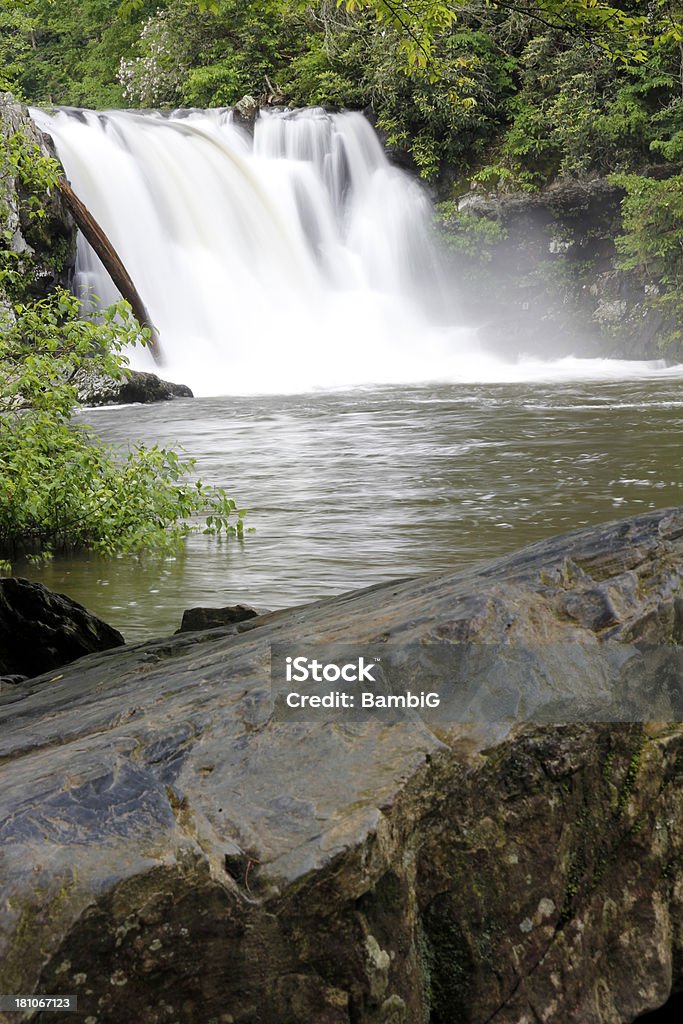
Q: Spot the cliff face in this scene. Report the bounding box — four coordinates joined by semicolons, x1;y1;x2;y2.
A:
0;508;681;1023
0;92;76;307
440;178;676;362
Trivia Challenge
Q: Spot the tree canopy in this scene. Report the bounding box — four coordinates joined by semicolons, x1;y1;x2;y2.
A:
342;0;683;69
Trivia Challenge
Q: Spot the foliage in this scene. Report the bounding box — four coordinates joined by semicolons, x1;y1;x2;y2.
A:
1;0;157;108
0;291;246;562
435;202;508;260
0;1;38;95
370;20;517;179
0;123;68;309
341;0;681;72
612;172;683;347
481;27;683;190
118;0;304;108
280;7;368;110
0;127;61;225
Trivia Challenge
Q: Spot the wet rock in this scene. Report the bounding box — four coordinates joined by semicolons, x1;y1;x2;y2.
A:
177;604;267;633
0;674;28;695
0;577;124;678
0;509;681;1023
232;94;259;130
441;176;679;361
74;368;193;406
0;93;76;299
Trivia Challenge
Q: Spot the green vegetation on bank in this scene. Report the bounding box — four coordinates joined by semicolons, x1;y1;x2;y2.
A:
0;290;245;566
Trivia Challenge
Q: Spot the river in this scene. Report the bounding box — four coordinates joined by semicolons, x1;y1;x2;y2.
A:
19;376;682;642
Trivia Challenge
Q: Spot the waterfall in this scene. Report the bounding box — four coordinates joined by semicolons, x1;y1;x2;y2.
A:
34;106;672;395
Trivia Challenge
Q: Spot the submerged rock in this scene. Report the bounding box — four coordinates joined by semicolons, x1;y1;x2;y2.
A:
0;509;681;1023
74;367;193;406
0;577;124;678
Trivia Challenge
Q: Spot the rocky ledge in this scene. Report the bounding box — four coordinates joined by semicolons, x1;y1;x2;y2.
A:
0;508;681;1023
442;176;680;361
74;368;193;406
0;92;76;303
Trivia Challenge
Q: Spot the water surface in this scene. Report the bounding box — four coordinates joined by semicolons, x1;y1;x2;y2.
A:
20;379;681;642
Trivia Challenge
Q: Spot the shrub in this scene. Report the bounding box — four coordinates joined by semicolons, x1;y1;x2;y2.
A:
0;290;246;563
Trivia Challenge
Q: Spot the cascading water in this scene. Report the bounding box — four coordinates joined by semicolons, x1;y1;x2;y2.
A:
34;106;677;394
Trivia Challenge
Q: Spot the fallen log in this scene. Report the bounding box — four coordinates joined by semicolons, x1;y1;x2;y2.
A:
57;177;162;363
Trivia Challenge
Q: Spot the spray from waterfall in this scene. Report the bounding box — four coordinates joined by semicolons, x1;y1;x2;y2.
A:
34;106;674;394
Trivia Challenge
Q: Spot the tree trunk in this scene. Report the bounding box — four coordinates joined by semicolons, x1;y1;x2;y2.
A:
57;178;162;363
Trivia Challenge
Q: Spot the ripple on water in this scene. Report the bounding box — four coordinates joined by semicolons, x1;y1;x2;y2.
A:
21;379;683;641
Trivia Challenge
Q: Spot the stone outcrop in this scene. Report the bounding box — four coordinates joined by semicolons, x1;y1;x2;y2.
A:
0;92;76;301
0;577;124;680
441;177;678;362
73;367;193;406
232;94;259;130
0;509;681;1023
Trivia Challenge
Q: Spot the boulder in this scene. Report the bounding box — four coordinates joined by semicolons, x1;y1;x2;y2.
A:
232;94;259;130
0;509;681;1023
74;368;193;406
177;603;266;633
0;577;124;678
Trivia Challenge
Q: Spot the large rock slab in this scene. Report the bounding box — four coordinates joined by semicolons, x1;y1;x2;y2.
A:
0;509;681;1023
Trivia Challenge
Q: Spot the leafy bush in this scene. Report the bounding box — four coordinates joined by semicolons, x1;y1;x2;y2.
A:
476;26;683;191
0;290;246;563
0;0;155;109
281;28;367;110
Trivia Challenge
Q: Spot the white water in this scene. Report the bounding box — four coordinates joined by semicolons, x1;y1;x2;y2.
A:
34;106;679;395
